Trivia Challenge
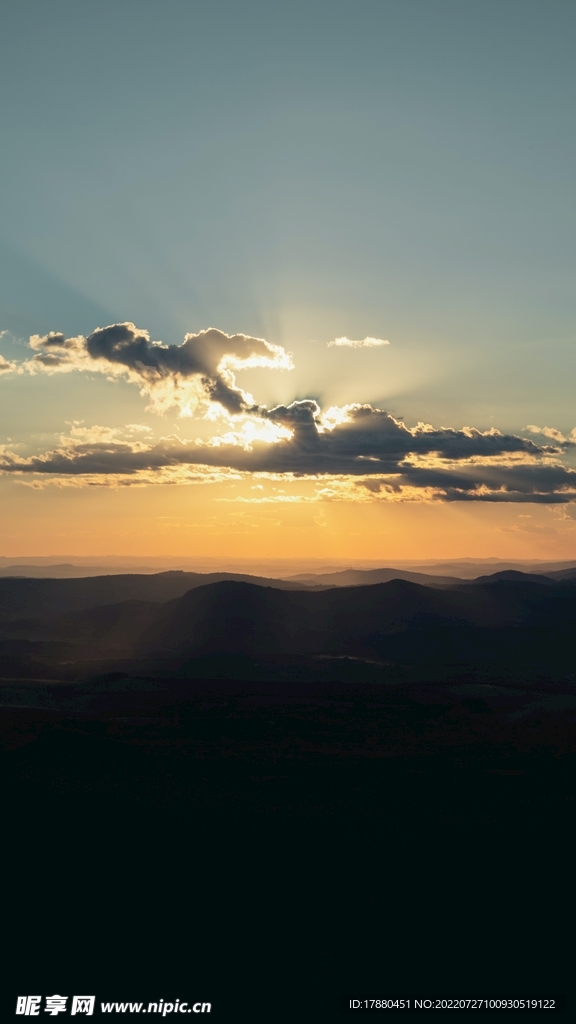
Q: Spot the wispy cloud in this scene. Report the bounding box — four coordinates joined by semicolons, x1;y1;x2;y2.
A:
327;336;389;348
500;523;558;535
525;424;574;444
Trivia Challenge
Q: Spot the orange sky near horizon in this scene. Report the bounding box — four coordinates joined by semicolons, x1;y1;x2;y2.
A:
2;473;575;562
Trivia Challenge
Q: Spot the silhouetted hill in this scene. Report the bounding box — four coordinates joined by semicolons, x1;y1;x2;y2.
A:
547;565;576;581
286;567;461;586
3;575;575;688
134;577;576;661
464;569;555;585
0;570;327;622
1;566;576;696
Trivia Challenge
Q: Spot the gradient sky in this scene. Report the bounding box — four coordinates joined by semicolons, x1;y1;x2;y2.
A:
1;0;575;560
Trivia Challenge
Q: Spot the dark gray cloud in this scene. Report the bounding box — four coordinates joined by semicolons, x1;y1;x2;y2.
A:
366;463;576;503
26;323;292;414
2;401;575;503
265;402;554;466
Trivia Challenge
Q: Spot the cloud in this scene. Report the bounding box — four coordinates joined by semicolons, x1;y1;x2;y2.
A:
2;320;575;503
2;404;575;503
525;424;572;444
556;502;576;521
500;523;558;535
327;336;389;348
0;354;18;374
23;324;293;416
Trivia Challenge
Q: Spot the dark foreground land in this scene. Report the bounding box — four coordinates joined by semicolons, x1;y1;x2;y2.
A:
1;571;575;1018
2;677;574;1019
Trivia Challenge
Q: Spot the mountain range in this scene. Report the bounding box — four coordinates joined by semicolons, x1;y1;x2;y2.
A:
1;568;575;688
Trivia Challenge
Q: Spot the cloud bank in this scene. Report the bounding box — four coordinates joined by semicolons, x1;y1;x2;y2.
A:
0;322;575;504
1;400;574;504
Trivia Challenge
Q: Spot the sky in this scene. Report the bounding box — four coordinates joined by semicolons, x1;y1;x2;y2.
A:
1;0;576;561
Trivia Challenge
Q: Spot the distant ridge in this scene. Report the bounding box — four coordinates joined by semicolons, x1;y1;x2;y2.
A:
286;567;461;587
286;564;576;587
0;570;329;620
2;556;576;580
